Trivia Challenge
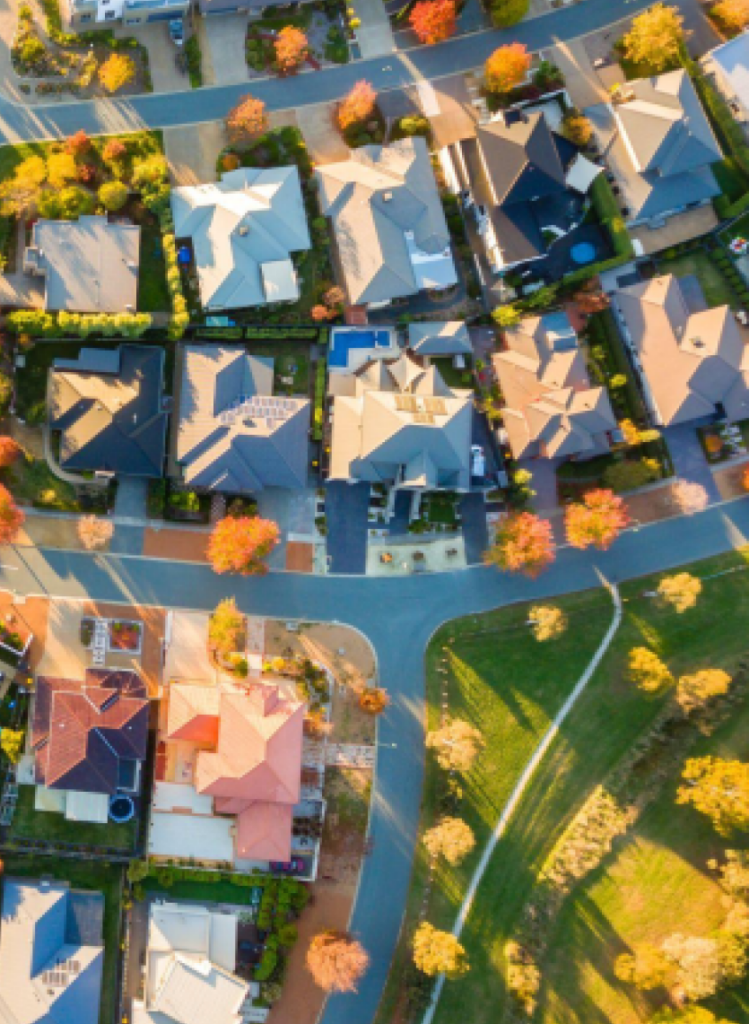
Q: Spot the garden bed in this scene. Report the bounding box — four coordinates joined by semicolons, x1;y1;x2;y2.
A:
108;619;142;652
698;419;749;463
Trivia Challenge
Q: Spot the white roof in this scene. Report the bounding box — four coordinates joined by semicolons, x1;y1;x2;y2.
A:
64;790;110;824
152;781;215;815
709;31;749;109
565;153;604;194
34;785;66;814
148;809;235;863
150;956;246;1024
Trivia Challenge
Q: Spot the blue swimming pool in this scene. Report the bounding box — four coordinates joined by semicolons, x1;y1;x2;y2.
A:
328;329;392;368
570;242;597;265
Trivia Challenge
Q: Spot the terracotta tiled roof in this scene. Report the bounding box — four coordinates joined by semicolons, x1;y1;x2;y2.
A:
235;802;294;861
166;683;221;746
32;668;149;794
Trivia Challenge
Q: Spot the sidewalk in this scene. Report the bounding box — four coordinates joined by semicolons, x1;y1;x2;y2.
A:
352;0;395;58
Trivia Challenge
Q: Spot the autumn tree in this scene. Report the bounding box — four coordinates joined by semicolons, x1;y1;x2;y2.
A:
412;923;469;978
493;304;522;328
485;43;531;95
65;130;91;157
653;1008;740;1024
311;304;333;322
423;817;476;865
528;605;567;642
0;155;46;217
426;718;484;772
409;0;457;43
657;572;702;614
324;286;345;310
676;669;732;714
561;108;593;146
661;933;725;1001
226;94;269;146
338;80;377;131
98;53;137;94
677;758;749;836
622;3;688;73
484;512;555;577
102;138;127;165
0;728;24;764
0;485;24;546
306;931;369;993
274;26;309;73
98;180;128;212
77;516;114;551
712;0;749;32
614;944;671;990
359;687;391;714
628;647;673;693
207;515;279;575
0;437;20;469
672;479;709;516
208;597;245;659
564;489;628;550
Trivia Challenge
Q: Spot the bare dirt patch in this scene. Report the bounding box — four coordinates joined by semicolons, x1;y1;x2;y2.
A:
142;527;209;563
714;461;748;501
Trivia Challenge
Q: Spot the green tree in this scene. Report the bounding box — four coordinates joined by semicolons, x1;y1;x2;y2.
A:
208;597;245;658
98;180;128;212
653;1007;739;1024
561;108;593;146
677;758;749;836
493;304;521;328
489;0;528;27
0;728;24;764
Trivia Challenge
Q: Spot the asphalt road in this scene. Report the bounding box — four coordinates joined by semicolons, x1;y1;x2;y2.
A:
0;0;663;143
4;496;749;1023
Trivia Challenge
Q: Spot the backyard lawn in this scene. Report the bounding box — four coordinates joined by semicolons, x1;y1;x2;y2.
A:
9;784;137;849
2;852;123;1024
719;210;749;249
2;452;80;511
142;876;259;904
431;356;473;389
246;340;311;395
656;249;741;309
137;212;170;313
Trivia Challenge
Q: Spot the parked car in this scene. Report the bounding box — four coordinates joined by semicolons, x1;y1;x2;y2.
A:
269;858;305;875
470;444;486;481
169;19;184;45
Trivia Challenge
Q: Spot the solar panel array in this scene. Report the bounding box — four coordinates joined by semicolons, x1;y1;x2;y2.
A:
394;395;419;413
218;395;299;429
394;395;445;422
423;397;447;415
42;959;81;988
414;412;435;425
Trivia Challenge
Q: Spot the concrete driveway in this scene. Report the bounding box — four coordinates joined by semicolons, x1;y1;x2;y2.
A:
664;422;721;503
116;22;187;93
164;122;227;184
325;481;370;574
202;13;250;86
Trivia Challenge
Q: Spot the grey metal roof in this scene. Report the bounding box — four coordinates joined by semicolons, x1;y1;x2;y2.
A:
408;321;473;356
315;138;454;305
174;345;310;493
476;112;568;206
0;878;104;1024
48;345;167;478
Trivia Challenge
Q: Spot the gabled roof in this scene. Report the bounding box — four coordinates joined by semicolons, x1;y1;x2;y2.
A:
408;321;473;357
171;167;311;311
476;111;568;206
615;69;722;175
708;32;749;112
315;138;455;305
614;274;749;425
174;345;310;493
32;669;149;795
493;312;616;460
329;351;473;488
0;878;104;1024
48;345;167;478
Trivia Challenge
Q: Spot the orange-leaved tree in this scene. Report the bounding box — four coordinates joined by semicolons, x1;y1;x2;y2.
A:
359;687;390;715
226;94;269;146
306;931;369;993
409;0;457;43
338;80;377;131
65;130;91;157
0;437;21;469
0;484;24;546
98;54;136;95
207;516;279;575
485;42;531;94
274;26;309;74
484;511;555;577
565;488;628;550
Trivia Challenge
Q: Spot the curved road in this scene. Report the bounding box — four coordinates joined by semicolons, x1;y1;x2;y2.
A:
0;0;660;142
3;497;749;1023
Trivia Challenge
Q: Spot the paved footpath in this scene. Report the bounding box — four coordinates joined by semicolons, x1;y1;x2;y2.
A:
3;495;749;1024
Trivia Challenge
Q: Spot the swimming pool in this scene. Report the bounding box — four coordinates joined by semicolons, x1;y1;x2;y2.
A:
570;242;597;265
328;329;392;368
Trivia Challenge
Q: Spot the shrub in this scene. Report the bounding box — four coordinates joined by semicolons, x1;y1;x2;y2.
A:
98;179;128;211
98;53;136;94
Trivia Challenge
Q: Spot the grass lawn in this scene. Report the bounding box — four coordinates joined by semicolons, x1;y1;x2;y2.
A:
2;852;123;1024
137;212;170;313
246;340;311;395
142;876;259;904
426;549;749;1024
656;250;742;309
431;357;473;389
712;158;749;205
1;451;79;510
376;589;616;1024
9;784;137;849
719;210;749;249
297;247;333;318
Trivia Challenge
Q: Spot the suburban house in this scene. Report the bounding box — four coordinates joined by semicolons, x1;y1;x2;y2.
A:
0;877;104;1024
31;668;149;825
702;32;749;122
407;321;473;363
439;108;602;274
171;345;310;493
132;902;252;1024
149;679;307;869
492;312;617;461
68;0;188;26
612;274;749;425
23;215;140;313
171;168;311;312
585;69;721;228
47;345;168;478
327;350;473;491
315;138;456;309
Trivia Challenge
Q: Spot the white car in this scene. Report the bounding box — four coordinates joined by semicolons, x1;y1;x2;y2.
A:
471;444;486;480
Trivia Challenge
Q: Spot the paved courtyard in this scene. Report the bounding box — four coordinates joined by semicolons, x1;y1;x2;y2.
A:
164;122;227;185
202;13;250;85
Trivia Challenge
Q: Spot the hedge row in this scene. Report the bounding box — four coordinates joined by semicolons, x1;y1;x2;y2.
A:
589;175;635;260
312;359;326;441
7;310;152;338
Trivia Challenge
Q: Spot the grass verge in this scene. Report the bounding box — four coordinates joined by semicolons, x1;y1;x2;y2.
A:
9;785;137;849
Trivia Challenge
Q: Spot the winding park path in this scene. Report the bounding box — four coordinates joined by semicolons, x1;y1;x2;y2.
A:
0;0;678;143
2;496;749;1023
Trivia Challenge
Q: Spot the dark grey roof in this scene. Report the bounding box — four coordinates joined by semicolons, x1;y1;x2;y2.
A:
476;112;568;206
48;345;167;478
408;321;473;357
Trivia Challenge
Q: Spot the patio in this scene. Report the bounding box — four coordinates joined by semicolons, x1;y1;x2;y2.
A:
366;536;467;575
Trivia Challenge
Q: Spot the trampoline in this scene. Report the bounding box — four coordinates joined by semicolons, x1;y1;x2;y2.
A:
109;794;135;824
570;242;596;265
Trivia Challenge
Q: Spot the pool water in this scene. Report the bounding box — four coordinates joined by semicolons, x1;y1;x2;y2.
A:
571;242;597;265
328;329;391;369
